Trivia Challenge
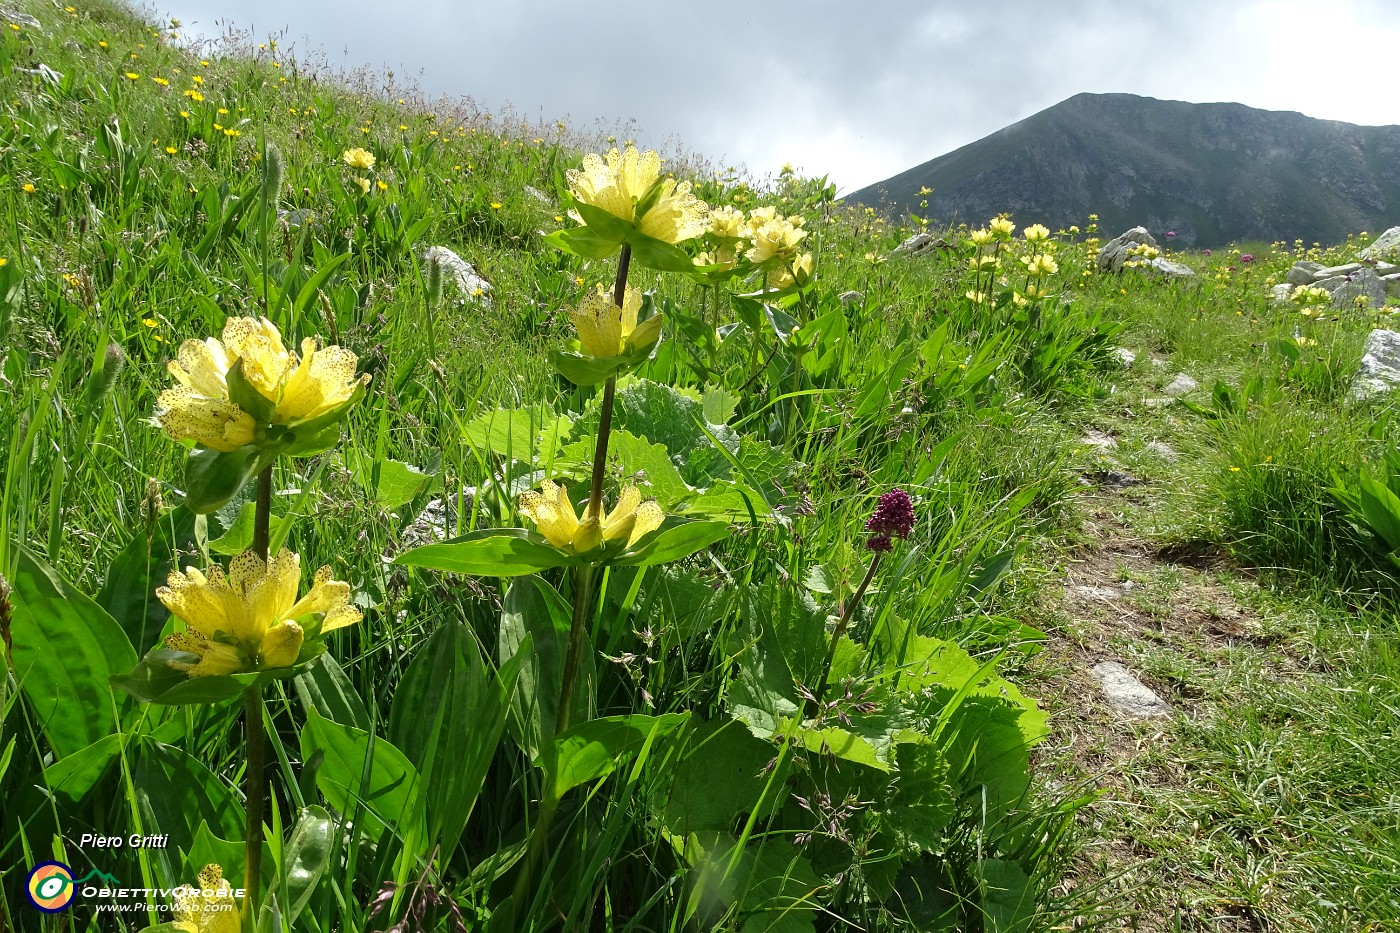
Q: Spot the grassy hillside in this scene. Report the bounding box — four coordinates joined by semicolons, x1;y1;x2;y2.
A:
1;3;1397;932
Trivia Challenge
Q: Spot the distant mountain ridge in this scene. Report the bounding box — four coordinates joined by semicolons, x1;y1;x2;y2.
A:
847;93;1400;249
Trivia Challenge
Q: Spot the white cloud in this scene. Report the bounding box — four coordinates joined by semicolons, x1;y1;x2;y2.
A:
161;0;1400;192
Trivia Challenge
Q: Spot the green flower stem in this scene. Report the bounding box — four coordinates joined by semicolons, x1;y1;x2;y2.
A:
244;464;273;923
809;552;883;715
556;563;595;736
243;684;266;924
585;243;631;522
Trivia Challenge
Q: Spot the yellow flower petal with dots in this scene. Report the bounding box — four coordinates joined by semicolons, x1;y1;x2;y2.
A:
566;145;708;245
566;285;659;359
519;482;662;558
172;864;240;933
157;549;359;675
156;317;367;452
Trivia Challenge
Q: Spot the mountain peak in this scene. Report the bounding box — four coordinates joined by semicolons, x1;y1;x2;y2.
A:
848;94;1400;247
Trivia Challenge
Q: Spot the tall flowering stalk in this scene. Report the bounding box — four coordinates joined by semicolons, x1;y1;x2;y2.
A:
810;489;916;713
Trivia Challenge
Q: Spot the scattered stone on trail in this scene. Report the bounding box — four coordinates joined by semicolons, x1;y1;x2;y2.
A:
1092;661;1171;718
1137;256;1195;279
1384;273;1400;298
1071;580;1136;602
890;232;949;257
1347;328;1400;403
1109;347;1137;368
422;245;493;306
1359;226;1400;262
837;290;864;305
1286;260;1324;286
1082;469;1146;489
1163;373;1199;396
1144;440;1179;462
1096;227;1158;273
1312;274;1347;294
1081;430;1118;451
1143;397;1176;409
1330;268;1389;309
1270;283;1294;304
1150;357;1170;369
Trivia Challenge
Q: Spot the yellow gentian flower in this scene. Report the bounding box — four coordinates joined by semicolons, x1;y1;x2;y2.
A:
1022;254;1058;276
1023;223;1050;242
566;145;708;245
566;285;662;359
156;316;369;451
970;228;993;246
519;481;663;558
989;216;1015;239
172;865;240;933
158;548;360;676
342;146;375;170
707;205;746;240
745;212;807;265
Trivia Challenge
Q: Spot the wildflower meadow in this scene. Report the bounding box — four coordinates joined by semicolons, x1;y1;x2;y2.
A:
2;3;1398;932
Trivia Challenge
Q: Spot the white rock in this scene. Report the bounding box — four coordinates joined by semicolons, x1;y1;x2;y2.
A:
422;245;492;306
1081;430;1118;451
1163;373;1198;396
837;290;864;305
523;185;551;204
890;232;947;257
1348;329;1400;403
1286;261;1324;286
1383;273;1400;298
1109;347;1137;368
1270;283;1295;304
1097;227;1159;273
1314;262;1366;279
1137;256;1196;279
1092;661;1170;718
1144;440;1179;462
1359;226;1400;263
1330;269;1389;310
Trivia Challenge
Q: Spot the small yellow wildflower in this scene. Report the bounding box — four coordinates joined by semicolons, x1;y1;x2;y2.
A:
21;182;34;194
152;76;169;86
124;71;139;80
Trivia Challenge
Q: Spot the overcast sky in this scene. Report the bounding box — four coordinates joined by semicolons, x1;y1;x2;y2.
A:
158;0;1400;194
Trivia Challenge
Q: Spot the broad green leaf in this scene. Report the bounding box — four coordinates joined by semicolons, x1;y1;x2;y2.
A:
616;519;731;567
42;734;121;804
300;708;425;848
134;739;244;889
980;858;1035;933
390;622;521;857
607;430;691;506
543;226;620;260
547;712;689;797
9;547;136;757
272;806;334;925
98;506;197;656
394;528;577;575
681;832;819;933
294;652;371;731
571;200;632;242
112;649;317;706
628;229;698;273
885;743;956;851
655;717;789;834
795;725;889;771
343;449;442;509
183;444;268;514
461;404;572;463
499;576;582;759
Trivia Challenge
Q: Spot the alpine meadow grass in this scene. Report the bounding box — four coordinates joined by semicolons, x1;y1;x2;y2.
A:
2;3;1399;932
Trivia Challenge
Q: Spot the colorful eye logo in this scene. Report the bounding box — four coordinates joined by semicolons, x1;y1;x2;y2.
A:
27;861;76;912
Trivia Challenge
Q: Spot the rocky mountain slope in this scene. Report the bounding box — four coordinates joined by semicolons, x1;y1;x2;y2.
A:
849;92;1400;248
